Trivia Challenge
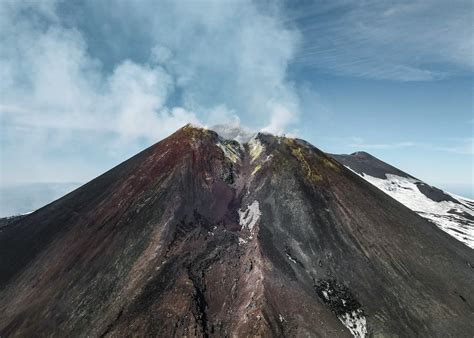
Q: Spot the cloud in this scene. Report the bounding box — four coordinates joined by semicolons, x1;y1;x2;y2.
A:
261;103;299;135
349;138;473;155
0;0;302;184
348;141;416;150
2;0;471;190
431;138;474;155
58;0;302;130
290;0;473;81
0;3;196;138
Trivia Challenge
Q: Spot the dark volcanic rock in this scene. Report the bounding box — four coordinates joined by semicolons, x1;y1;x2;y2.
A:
415;182;459;203
1;125;473;337
330;151;412;180
0;215;26;231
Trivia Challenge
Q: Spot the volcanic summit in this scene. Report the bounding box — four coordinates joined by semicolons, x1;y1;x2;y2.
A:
1;125;473;337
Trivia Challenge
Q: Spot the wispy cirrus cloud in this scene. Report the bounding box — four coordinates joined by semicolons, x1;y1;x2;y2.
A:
349;138;473;155
431;138;474;155
290;0;473;81
348;141;416;150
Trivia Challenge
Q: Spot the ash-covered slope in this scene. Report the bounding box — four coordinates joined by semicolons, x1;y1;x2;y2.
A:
1;126;473;337
331;151;474;248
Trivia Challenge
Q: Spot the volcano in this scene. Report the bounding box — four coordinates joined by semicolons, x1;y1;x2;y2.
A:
1;125;473;337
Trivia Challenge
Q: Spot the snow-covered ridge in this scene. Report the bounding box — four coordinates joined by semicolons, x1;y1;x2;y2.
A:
346;166;474;249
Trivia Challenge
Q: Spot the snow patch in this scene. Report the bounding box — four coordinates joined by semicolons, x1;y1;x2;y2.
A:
286;253;297;264
346;166;474;249
339;310;367;338
239;200;261;231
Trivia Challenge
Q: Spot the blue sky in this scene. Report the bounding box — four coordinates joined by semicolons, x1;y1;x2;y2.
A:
0;0;473;202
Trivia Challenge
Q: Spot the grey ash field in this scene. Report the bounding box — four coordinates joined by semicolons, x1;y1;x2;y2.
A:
0;125;473;337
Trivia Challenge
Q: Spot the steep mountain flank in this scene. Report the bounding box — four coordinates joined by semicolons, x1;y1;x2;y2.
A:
1;125;473;337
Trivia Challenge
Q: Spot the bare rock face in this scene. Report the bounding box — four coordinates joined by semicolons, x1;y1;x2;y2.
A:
1;125;473;337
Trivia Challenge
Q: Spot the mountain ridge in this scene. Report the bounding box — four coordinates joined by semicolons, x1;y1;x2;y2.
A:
331;151;474;248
